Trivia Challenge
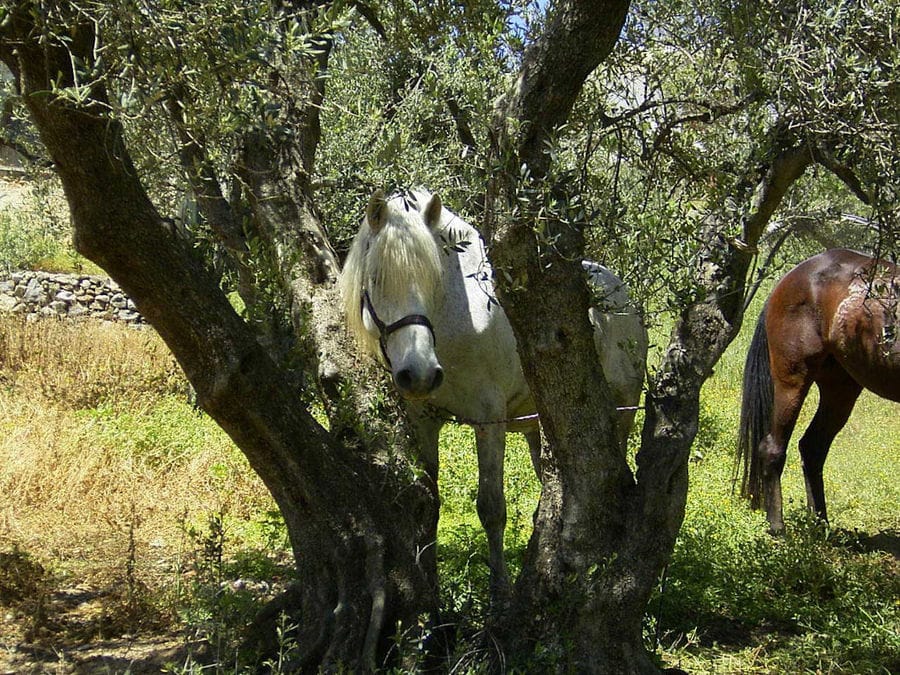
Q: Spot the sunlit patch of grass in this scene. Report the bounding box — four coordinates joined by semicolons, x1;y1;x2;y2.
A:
438;424;539;548
658;439;900;672
0;314;188;408
654;317;900;673
0;175;100;274
436;423;540;622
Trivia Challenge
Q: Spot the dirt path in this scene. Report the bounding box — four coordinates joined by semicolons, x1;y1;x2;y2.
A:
0;582;208;674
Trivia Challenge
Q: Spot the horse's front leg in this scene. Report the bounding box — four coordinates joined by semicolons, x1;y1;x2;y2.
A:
410;410;444;583
474;423;510;608
799;375;861;524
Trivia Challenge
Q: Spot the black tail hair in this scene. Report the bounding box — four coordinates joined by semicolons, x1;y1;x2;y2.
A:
735;303;773;509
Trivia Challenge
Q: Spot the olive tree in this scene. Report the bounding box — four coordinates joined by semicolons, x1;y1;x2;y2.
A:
1;0;894;671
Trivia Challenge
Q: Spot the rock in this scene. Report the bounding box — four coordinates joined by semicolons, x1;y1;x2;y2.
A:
55;289;76;303
117;309;141;323
22;278;45;305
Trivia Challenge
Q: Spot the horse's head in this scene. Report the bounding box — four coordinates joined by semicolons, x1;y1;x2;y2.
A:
340;188;446;400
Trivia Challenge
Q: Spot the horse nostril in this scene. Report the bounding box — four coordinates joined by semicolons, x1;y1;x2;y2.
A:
431;367;444;391
395;368;414;391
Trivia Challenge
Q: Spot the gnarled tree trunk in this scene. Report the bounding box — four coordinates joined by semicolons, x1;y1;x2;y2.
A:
485;1;817;671
0;6;438;671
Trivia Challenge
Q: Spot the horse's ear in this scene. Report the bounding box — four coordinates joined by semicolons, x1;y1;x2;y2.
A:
367;189;387;232
424;193;442;230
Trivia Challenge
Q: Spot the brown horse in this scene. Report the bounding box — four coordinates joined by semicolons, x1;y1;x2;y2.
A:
736;248;899;533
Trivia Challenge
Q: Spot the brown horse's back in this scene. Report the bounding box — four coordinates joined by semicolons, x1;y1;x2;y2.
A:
769;249;900;402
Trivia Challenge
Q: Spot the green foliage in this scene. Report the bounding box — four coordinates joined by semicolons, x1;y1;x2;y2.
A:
170;509;294;667
0;209;67;272
657;423;900;672
78;396;238;472
316;2;519;250
435;423;538;630
564;0;897;325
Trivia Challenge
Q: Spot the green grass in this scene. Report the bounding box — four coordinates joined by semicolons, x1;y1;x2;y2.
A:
660;385;899;673
433;305;900;673
653;311;900;673
437;424;540;618
0;192;101;274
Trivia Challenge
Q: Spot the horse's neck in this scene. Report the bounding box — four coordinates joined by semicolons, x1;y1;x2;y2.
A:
434;225;508;342
457;228;491;276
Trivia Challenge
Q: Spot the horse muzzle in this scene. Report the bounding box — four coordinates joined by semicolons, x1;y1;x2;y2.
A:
394;364;444;400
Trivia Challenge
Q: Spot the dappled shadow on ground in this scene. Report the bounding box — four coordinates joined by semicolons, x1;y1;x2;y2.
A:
837;527;900;559
0;582;211;674
654;607;801;652
653;520;900;672
2;632;210;674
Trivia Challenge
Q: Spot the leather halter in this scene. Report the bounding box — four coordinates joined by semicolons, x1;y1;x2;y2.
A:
362;290;436;368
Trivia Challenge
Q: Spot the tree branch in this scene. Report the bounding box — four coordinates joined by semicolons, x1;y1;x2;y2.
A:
635;139;814;539
812;144;872;205
647;93;763;159
165;90;248;253
496;0;631;179
446;95;478;157
351;0;388;40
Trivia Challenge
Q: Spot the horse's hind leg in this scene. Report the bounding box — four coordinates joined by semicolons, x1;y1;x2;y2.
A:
799;367;862;524
474;424;510;607
760;382;809;534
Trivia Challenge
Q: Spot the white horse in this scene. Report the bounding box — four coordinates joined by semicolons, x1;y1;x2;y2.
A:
339;188;647;602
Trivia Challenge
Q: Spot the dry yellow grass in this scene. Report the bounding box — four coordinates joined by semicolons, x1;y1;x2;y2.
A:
0;314;186;409
0;316;277;590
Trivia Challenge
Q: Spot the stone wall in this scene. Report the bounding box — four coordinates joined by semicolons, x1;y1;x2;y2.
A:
0;270;143;324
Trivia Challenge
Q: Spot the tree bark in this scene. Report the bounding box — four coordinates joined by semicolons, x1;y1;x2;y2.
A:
0;6;438;670
486;2;816;671
487;1;658;670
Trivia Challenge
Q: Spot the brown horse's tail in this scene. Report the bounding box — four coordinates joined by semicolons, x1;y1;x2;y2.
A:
735;303;773;509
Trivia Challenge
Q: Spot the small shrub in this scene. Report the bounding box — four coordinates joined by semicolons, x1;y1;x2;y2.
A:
0;545;46;606
0;210;66;272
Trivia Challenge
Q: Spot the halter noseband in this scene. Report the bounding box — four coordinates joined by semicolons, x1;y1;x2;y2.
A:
362;290;436;368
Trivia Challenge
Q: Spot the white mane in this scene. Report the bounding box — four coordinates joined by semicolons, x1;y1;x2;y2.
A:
339;189;446;360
